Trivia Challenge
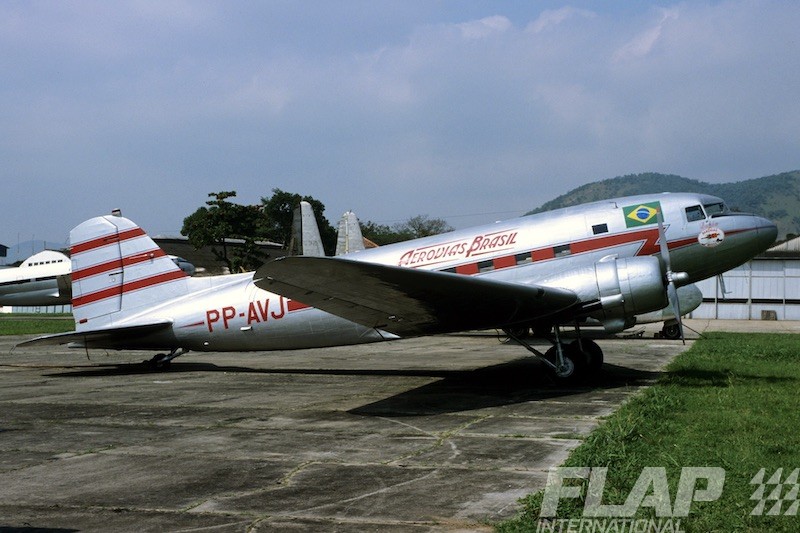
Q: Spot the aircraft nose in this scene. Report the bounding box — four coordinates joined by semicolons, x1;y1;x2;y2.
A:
754;216;778;250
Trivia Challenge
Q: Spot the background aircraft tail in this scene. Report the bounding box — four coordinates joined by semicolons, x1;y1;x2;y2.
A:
288;201;325;257
70;214;189;331
336;211;366;255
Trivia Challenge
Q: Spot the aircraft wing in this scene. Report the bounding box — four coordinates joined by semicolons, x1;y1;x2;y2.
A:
254;256;579;336
16;320;173;349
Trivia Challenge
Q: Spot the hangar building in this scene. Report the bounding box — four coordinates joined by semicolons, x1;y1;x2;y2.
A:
692;237;800;320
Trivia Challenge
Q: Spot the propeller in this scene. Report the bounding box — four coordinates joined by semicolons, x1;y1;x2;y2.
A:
656;209;687;344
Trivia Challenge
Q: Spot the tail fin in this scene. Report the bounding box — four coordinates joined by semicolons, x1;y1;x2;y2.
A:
335;211;366;255
70;214;189;330
288;201;325;257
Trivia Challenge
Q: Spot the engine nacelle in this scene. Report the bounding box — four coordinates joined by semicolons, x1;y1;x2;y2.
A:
540;256;668;332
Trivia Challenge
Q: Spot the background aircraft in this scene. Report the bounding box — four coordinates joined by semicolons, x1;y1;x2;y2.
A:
0;250;71;307
20;192;776;382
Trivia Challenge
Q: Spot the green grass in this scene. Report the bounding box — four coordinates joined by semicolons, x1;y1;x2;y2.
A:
498;333;800;532
0;315;74;335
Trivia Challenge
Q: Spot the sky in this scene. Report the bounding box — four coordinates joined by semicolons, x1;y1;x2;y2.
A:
2;0;799;252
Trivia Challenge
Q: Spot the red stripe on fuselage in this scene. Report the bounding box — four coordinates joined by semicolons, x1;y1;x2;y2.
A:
72;248;173;281
439;226;702;275
569;227;660;256
71;227;147;255
73;270;186;308
288;300;309;312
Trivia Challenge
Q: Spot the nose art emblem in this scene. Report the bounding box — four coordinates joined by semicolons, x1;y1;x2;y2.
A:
698;224;725;248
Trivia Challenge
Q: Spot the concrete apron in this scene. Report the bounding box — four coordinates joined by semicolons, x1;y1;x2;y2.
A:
0;328;694;532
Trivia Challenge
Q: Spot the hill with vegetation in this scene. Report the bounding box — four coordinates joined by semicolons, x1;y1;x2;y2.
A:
527;171;800;239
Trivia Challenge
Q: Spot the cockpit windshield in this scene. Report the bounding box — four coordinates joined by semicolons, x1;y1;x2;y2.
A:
685;201;728;222
703;202;727;216
703;202;728;217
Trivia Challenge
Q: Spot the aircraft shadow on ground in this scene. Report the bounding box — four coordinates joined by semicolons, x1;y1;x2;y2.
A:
348;360;659;416
42;357;663;416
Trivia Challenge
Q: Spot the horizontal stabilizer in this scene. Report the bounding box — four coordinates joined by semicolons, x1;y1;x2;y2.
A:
254;256;579;335
16;320;173;349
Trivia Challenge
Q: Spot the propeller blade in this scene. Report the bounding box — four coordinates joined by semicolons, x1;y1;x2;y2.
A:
667;281;685;344
656;209;671;273
657;208;685;344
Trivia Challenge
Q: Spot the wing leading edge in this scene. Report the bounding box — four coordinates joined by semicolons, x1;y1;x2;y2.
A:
254;256;579;336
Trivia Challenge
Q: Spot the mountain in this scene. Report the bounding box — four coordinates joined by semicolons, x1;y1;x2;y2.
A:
527;171;800;239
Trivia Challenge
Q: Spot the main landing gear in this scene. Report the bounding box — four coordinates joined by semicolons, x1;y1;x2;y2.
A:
660;321;682;340
144;348;188;370
505;326;604;384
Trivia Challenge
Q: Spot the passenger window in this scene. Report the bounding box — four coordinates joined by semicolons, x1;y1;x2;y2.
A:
685;205;705;222
592;223;608;235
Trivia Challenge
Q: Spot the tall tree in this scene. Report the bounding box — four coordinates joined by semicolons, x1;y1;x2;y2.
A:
260;188;336;255
181;191;266;272
182;189;337;271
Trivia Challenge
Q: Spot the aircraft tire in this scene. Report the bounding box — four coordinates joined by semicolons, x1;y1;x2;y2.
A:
505;326;530;338
661;323;682;340
570;339;604;374
544;344;588;384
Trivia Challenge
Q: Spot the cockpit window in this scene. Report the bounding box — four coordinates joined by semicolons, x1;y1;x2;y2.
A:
703;202;726;216
685;205;705;222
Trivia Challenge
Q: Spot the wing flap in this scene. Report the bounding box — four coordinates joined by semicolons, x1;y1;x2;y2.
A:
254;256;579;335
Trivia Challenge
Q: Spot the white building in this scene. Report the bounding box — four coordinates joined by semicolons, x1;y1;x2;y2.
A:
692;237;800;320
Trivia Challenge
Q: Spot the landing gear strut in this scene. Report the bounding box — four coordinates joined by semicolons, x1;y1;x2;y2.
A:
144;348;188;370
505;325;604;383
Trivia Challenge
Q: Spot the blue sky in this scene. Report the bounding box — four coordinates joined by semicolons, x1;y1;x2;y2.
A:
2;1;798;250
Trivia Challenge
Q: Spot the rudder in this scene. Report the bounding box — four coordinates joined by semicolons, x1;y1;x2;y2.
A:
70;214;188;330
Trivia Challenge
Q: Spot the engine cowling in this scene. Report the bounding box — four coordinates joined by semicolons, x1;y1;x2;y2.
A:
540;256;668;332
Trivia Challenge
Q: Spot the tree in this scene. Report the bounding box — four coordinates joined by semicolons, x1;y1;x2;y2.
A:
361;215;454;245
181;189;337;271
398;215;454;239
181;191;266;273
360;220;410;245
260;189;336;255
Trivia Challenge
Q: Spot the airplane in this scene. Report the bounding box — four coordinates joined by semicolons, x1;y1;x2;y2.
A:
19;193;777;382
0;250;72;307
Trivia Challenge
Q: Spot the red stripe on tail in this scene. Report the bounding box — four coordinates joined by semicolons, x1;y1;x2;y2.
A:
71;227;146;255
73;270;186;308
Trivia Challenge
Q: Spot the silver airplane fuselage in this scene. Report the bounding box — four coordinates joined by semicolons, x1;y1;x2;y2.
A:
21;193;777;351
73;192;776;353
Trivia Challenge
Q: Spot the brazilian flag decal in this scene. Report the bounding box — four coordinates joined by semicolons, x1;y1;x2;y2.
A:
623;201;661;227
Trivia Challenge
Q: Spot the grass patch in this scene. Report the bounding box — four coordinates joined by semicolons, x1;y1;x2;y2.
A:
0;315;74;335
498;333;800;532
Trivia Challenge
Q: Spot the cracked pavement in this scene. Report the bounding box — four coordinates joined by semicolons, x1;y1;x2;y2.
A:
0;330;688;531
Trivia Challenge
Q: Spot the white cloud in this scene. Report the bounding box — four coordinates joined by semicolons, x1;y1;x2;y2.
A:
457;15;512;39
613;7;679;62
527;6;596;33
